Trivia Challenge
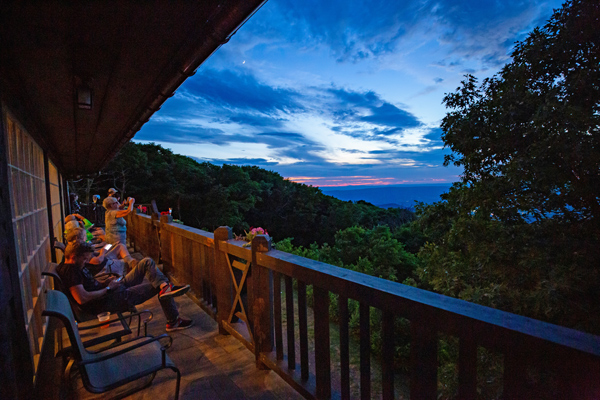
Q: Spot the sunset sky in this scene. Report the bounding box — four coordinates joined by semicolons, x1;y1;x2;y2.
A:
135;0;564;187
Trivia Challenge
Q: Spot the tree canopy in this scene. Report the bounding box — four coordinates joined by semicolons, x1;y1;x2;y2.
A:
416;0;600;334
72;142;415;247
442;0;599;224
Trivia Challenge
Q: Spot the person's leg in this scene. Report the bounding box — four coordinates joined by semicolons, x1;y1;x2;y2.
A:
121;283;179;322
115;243;133;263
104;243;133;263
102;259;126;276
121;257;192;328
122;257;169;288
105;232;121;246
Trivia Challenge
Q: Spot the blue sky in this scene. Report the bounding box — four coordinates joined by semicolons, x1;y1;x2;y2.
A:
135;0;564;187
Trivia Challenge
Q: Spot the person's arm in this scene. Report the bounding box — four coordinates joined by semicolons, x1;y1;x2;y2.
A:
115;197;135;218
89;253;105;264
69;278;121;305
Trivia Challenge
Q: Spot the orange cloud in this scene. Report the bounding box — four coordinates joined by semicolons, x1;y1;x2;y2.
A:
286;176;455;187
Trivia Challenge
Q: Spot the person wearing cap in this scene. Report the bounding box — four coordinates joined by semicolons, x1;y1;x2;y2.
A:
108;188;130;209
103;195;135;245
57;241;193;331
64;213;103;242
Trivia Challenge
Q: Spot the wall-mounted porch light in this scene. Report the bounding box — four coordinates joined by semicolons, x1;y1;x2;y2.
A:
77;84;93;109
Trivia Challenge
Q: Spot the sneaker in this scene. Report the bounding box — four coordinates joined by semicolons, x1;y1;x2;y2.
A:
159;283;190;299
166;317;194;332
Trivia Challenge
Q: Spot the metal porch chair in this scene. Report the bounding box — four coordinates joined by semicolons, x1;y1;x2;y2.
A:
43;290;181;399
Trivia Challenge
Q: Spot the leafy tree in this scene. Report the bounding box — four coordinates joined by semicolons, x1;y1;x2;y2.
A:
442;0;599;225
417;0;600;334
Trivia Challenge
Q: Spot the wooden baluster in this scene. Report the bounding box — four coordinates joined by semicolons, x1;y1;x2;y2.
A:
273;271;283;360
382;311;394;400
214;226;233;335
251;234;273;368
285;275;295;370
298;281;309;380
200;243;209;305
360;303;371;400
458;335;477;400
192;242;203;302
208;243;218;310
339;295;350;400
410;319;437;400
503;352;526;400
314;286;331;399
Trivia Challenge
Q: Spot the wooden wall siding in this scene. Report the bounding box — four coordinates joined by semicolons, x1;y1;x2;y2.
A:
48;160;63;262
4;110;52;380
126;214;600;400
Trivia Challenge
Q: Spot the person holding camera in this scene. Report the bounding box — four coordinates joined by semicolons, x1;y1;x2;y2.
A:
103;195;135;246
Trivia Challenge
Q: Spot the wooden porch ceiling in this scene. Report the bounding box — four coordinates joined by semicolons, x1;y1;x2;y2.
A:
0;1;265;178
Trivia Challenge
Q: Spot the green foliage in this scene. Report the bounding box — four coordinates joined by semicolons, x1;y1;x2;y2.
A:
79;142;415;247
416;0;600;335
274;225;419;370
411;2;600;397
441;0;600;224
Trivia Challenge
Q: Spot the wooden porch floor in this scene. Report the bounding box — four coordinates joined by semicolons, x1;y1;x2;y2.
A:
66;257;304;399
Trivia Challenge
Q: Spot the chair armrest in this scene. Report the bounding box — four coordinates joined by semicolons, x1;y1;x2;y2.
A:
125;309;154;336
79;334;173;365
77;310;152;331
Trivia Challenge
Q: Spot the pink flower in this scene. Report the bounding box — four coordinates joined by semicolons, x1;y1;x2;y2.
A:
245;227;269;242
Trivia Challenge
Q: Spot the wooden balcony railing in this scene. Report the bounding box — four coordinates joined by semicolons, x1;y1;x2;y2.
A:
126;211;600;399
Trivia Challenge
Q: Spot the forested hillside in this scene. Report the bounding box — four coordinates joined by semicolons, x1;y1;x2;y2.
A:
71;141;414;247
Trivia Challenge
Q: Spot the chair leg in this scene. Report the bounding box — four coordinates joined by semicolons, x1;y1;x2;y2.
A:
63;359;75;400
171;367;181;400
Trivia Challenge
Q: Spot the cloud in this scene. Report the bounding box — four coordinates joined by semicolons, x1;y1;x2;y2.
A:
191;157;280;167
321;87;422;143
245;0;424;62
241;0;558;70
136;125;226;144
140;68;428;150
183;68;304;115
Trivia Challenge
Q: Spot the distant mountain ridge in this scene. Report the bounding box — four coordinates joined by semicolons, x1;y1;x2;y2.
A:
320;184;452;209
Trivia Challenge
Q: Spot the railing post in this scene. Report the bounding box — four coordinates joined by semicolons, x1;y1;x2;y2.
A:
410;319;437;399
251;234;273;369
159;214;172;271
214;226;233;335
128;209;137;252
149;212;159;258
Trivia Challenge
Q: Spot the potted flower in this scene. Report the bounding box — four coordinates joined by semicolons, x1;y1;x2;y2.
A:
240;227;269;247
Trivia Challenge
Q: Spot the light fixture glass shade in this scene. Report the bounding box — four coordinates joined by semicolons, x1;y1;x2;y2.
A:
77;85;92;109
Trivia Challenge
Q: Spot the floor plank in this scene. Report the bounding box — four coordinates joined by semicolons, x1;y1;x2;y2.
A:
66;255;304;400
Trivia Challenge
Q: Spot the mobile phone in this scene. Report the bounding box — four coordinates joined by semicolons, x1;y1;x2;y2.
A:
103;244;113;251
115;276;123;283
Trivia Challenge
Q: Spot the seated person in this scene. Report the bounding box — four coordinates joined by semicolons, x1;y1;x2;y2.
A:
58;241;193;332
65;227;133;276
65;213;105;241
